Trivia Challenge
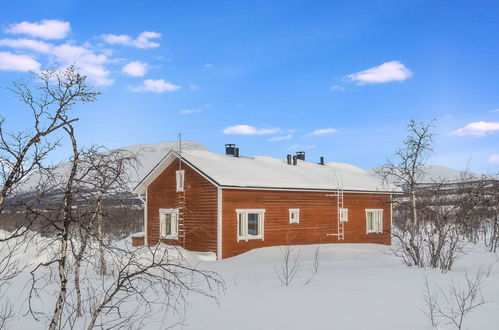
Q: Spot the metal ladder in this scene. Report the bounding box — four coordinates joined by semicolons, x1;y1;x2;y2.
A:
327;170;345;240
176;190;186;247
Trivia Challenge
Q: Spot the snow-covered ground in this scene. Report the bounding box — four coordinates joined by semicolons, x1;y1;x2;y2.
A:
185;244;499;330
1;233;498;329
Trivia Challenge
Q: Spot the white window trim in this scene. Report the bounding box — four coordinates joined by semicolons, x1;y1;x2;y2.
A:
365;209;383;234
340;208;348;223
236;209;265;242
159;208;179;239
176;170;185;192
289;208;300;224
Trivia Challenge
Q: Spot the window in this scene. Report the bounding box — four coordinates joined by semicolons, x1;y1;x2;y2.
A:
366;209;383;233
159;208;178;239
289;208;300;224
340;208;348;222
236;209;265;241
176;170;185;192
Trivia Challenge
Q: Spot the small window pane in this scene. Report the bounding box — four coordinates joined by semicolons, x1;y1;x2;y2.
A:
238;213;244;237
165;214;172;235
247;213;259;235
367;212;373;231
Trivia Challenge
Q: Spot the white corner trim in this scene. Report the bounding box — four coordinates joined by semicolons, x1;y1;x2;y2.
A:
390;194;393;231
217;188;223;260
145;191;148;245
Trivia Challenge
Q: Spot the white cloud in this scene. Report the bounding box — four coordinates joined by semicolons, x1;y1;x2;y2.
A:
348;60;412;85
203;63;214;68
0;38;52;53
131;79;181;93
180;105;210;115
101;31;161;49
268;134;293;141
0;38;113;85
490;109;499;113
0;51;40;71
309;128;338;136
330;85;344;91
223;125;280;135
180;109;202;115
6;19;70;40
188;83;199;90
122;61;148;77
489;154;499;164
450;121;499;137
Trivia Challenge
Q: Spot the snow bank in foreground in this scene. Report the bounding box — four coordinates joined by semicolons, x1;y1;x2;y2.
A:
1;235;498;329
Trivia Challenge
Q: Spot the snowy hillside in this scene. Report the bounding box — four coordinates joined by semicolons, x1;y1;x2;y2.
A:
20;141;207;193
120;141;206;189
369;165;495;184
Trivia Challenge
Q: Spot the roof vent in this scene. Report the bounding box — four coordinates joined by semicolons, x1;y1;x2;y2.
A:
287;154;292;165
296;151;305;161
293;155;297;165
319;156;324;165
225;144;236;156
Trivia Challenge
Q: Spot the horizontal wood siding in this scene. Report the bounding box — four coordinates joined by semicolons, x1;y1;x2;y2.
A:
147;159;218;253
222;189;391;258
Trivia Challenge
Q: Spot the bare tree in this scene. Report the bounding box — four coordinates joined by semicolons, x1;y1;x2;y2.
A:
85;245;223;330
421;276;439;328
378;119;436;229
0;66;98;329
378;119;436;268
274;231;301;286
423;270;487;330
304;244;321;285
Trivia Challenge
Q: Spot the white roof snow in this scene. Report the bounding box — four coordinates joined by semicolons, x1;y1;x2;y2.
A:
134;149;401;194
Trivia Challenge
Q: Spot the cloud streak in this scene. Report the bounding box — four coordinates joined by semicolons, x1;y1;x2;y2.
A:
0;37;113;85
223;125;280;135
348;60;412;85
131;79;181;93
6;19;70;39
101;31;161;49
450;121;499;137
489;154;499;164
308;128;338;135
0;51;40;71
122;61;148;77
268;134;293;141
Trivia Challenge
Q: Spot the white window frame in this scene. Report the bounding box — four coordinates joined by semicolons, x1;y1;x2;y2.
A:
176;170;185;192
236;209;265;241
365;209;383;234
159;208;179;239
289;208;300;224
340;208;348;223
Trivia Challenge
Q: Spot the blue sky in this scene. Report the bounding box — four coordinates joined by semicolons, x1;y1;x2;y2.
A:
1;0;499;173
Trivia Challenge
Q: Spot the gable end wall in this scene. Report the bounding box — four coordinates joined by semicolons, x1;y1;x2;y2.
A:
146;158;219;253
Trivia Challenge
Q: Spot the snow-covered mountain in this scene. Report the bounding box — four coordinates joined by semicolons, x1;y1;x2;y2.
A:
368;165;495;184
121;141;207;190
20;141;207;194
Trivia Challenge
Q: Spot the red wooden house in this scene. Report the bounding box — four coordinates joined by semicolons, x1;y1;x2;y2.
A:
133;145;400;259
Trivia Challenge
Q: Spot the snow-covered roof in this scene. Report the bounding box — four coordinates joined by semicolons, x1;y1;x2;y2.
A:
133;149;401;194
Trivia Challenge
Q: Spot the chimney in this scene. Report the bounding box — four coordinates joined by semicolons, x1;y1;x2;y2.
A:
287;154;292;165
319;156;324;165
293;155;297;165
225;144;236;156
296;151;305;161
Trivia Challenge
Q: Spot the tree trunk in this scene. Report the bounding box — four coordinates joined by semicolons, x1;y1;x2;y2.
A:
97;200;107;276
48;127;78;330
